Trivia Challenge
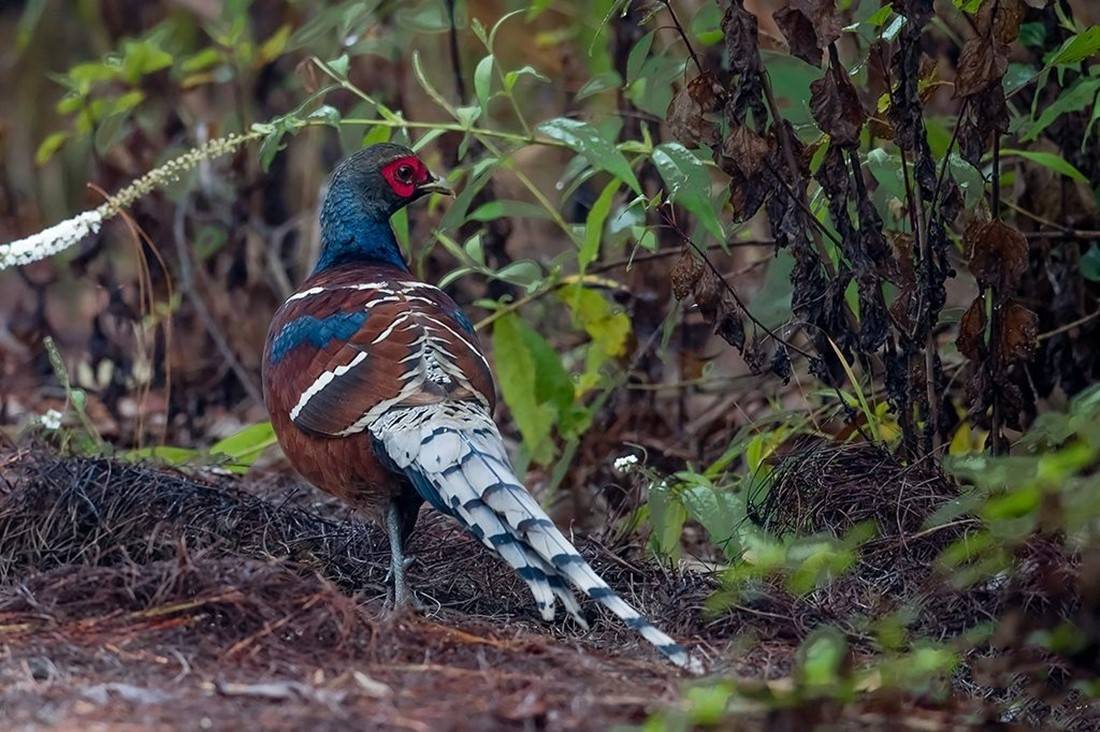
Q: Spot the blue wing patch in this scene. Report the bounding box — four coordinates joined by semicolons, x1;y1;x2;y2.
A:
269;311;368;364
452;308;476;336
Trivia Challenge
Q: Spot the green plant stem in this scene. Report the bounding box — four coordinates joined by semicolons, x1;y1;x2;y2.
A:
335;117;562;148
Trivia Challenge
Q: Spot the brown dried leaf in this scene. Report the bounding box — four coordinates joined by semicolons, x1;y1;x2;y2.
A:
954;38;1008;98
977;0;1025;44
694;267;724;320
666;73;725;147
958;295;987;361
868;116;895;140
667;89;719;147
810;69;867;147
688;72;725;112
715;292;746;350
722;125;772;176
793;0;841;45
671;249;703;300
968;220;1029;291
722;1;761;72
773;6;822;67
998;301;1038;364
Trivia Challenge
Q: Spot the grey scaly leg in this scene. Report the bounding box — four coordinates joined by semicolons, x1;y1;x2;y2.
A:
385;501;418;611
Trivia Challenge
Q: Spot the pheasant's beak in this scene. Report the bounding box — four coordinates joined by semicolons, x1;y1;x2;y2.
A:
417;173;454;197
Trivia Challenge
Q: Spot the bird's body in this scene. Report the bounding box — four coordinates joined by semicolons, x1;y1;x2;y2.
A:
262;144;697;672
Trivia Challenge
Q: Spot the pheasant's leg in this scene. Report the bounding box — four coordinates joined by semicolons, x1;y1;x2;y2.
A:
385;501;420;611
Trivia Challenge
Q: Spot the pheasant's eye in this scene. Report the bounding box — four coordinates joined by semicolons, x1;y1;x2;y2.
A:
396;164;414;183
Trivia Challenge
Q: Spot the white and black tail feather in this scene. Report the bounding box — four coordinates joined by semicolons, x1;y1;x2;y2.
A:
371;401;700;673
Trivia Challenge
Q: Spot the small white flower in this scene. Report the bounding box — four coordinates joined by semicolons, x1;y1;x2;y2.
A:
39;409;64;430
0;210;103;271
613;454;639;473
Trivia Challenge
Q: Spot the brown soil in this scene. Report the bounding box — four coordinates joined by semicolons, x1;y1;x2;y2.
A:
0;450;745;731
0;449;1023;730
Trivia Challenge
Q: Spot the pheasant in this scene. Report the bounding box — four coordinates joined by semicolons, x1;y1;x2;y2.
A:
262;143;698;671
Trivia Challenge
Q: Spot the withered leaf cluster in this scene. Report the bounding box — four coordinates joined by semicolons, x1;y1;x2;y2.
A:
957;220;1038;430
955;0;1022;165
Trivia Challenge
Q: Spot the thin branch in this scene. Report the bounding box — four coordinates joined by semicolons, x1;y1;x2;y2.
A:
659;207;818;361
587;237;775;275
659;0;704;76
760;67;839;275
445;0;467;102
1038;307;1100;340
172;195;264;406
989;134;1004;455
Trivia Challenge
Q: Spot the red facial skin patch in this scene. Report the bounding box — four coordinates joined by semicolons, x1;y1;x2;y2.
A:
381;156;431;198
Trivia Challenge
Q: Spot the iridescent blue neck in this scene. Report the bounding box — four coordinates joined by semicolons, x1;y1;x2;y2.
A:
314;186;407;274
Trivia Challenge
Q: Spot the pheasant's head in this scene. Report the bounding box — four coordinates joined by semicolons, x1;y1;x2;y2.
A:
317;143;451;271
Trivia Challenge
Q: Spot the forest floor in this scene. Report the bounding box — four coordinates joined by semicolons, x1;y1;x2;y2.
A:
0;442;1047;726
0;450;1026;730
0;449;741;731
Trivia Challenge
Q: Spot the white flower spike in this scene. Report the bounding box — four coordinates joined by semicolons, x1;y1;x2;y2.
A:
0;210;103;271
0;130;261;272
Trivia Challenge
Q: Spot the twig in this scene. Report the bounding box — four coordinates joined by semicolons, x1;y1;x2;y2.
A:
1005;200;1100;239
660;208;817;361
172;195;264;406
989;134;1003;455
1038;308;1100;340
445;0;467;102
759;70;839;277
659;0;704;76
587;237;775;275
898;146;940;455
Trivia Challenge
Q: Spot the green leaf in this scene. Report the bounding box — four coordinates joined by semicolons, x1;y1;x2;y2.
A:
998;148;1089;184
258;127;287;172
120;38;172;84
1020;78;1100;141
536;117;640;193
560;283;632;391
181;47;223;73
651;142;724;241
454;104;482;128
648;482;687;557
580;179;621;273
471;17;489;47
124;446;201;466
468;200;550;222
1082;245;1100;283
492;314;556;463
626;30;654;83
396;0;455;32
1047;25;1100;67
464;233;485;265
308;104;342;126
474;55;494;110
326;54;349;80
519;319;575;415
362;124;392;147
504;65;550;91
680;482;744;555
210;421;277;470
575;71;622;101
494;260;543;288
258;24;292;64
35;131;70;166
952;0;982;11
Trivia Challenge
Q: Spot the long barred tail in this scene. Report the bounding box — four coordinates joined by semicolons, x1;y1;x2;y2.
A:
372;401;702;674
